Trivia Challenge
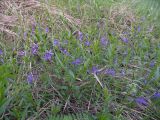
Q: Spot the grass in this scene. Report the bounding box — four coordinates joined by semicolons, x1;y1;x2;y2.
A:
0;0;160;120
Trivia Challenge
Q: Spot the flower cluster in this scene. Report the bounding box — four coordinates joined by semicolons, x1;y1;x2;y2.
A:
105;68;116;76
135;97;148;106
21;27;159;111
43;50;53;61
100;36;108;46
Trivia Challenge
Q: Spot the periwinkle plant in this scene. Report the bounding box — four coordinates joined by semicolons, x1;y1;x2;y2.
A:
0;49;3;55
91;66;100;74
120;37;128;43
59;47;70;56
31;43;39;55
43;50;53;61
135;97;148;106
78;31;83;41
84;40;91;47
72;58;82;65
53;39;60;46
45;27;49;33
105;68;116;76
1;1;160;120
27;73;34;84
18;51;25;56
150;61;155;67
137;26;141;32
152;92;160;99
100;36;108;46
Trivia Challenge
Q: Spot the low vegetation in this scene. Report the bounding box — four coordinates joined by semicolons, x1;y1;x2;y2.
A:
0;0;160;120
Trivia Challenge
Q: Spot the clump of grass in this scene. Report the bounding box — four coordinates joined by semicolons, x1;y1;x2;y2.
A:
0;0;160;120
0;0;81;39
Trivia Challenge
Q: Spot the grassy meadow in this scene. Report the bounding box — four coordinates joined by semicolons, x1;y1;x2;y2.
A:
0;0;160;119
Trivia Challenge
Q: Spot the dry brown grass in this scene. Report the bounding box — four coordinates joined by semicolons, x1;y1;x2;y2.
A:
108;2;137;36
0;0;81;37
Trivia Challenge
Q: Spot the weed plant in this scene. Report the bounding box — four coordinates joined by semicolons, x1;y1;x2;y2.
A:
0;0;160;120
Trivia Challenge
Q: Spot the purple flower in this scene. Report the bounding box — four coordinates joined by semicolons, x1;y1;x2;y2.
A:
121;69;125;76
0;49;3;55
137;26;141;32
150;61;155;67
121;37;128;43
100;36;108;46
91;66;100;74
84;41;91;46
59;47;70;56
72;58;82;65
152;92;160;99
105;69;116;76
45;27;49;33
43;50;53;61
24;32;27;40
53;39;60;46
27;73;34;84
78;31;83;41
18;51;25;56
135;97;148;106
31;43;38;55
